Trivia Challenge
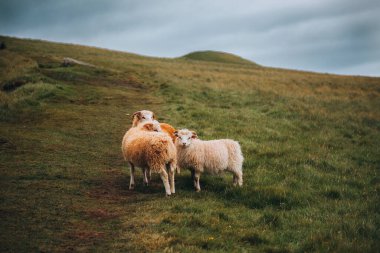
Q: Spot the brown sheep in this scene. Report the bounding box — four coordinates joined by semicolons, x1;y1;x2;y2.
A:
122;122;176;196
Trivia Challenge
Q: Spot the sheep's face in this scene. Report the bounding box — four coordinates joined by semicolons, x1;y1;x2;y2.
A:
140;121;162;132
139;110;155;122
132;110;156;127
152;120;162;132
174;129;197;147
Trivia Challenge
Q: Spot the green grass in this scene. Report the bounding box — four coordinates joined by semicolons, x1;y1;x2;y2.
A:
0;35;379;252
181;50;259;66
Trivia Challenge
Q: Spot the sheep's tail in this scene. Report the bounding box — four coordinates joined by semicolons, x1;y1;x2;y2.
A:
225;140;244;171
121;138;127;161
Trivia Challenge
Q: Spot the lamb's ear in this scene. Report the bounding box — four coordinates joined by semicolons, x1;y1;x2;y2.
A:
191;131;198;139
173;130;178;137
132;111;142;120
152;112;156;120
143;123;154;131
131;111;142;127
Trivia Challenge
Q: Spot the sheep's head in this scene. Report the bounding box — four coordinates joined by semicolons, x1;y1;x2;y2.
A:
174;129;197;147
132;110;156;127
140;120;162;132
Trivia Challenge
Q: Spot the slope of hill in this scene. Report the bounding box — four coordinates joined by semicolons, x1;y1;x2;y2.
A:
0;35;379;252
182;50;259;66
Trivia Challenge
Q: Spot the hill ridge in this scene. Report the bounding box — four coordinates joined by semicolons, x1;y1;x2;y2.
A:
181;50;260;66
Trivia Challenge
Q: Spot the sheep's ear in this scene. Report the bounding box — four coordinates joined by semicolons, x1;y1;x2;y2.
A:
143;123;154;131
152;112;156;120
173;130;178;137
131;111;142;127
191;131;198;139
132;111;141;120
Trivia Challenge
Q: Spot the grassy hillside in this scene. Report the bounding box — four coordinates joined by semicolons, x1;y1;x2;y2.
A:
182;50;258;66
0;35;379;252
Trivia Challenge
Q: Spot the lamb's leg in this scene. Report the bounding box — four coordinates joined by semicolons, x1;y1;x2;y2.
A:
148;168;152;182
159;168;171;196
143;167;149;186
191;169;196;189
129;162;135;190
232;170;243;187
194;171;201;192
233;174;238;186
168;163;175;194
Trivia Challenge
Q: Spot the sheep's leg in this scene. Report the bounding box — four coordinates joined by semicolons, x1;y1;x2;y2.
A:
233;175;238;186
232;170;243;187
168;162;176;194
191;169;196;189
143;167;149;186
129;162;135;190
148;168;152;182
159;168;172;196
194;171;201;192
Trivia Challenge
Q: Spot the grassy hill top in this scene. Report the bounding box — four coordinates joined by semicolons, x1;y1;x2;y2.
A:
0;35;379;252
182;50;259;66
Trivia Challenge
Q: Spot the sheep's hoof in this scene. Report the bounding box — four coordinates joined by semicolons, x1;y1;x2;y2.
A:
165;193;171;197
195;188;201;192
143;182;149;187
129;184;135;190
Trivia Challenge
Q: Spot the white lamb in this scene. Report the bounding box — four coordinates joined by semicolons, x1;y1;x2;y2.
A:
122;121;176;196
174;129;244;192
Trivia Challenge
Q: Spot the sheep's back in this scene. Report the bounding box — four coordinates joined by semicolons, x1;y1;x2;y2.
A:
179;139;243;173
123;132;176;171
176;139;229;173
123;134;151;167
202;140;230;172
221;139;244;168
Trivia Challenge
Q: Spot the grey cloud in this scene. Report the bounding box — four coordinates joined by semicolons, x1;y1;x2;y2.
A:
1;0;379;76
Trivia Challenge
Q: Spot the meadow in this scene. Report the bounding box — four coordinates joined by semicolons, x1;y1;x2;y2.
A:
0;35;379;252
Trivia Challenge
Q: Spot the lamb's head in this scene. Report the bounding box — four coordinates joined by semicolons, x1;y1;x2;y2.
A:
132;110;156;127
139;120;162;132
174;129;197;147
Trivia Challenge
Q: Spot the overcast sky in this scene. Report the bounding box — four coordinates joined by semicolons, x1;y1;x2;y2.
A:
1;0;379;76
